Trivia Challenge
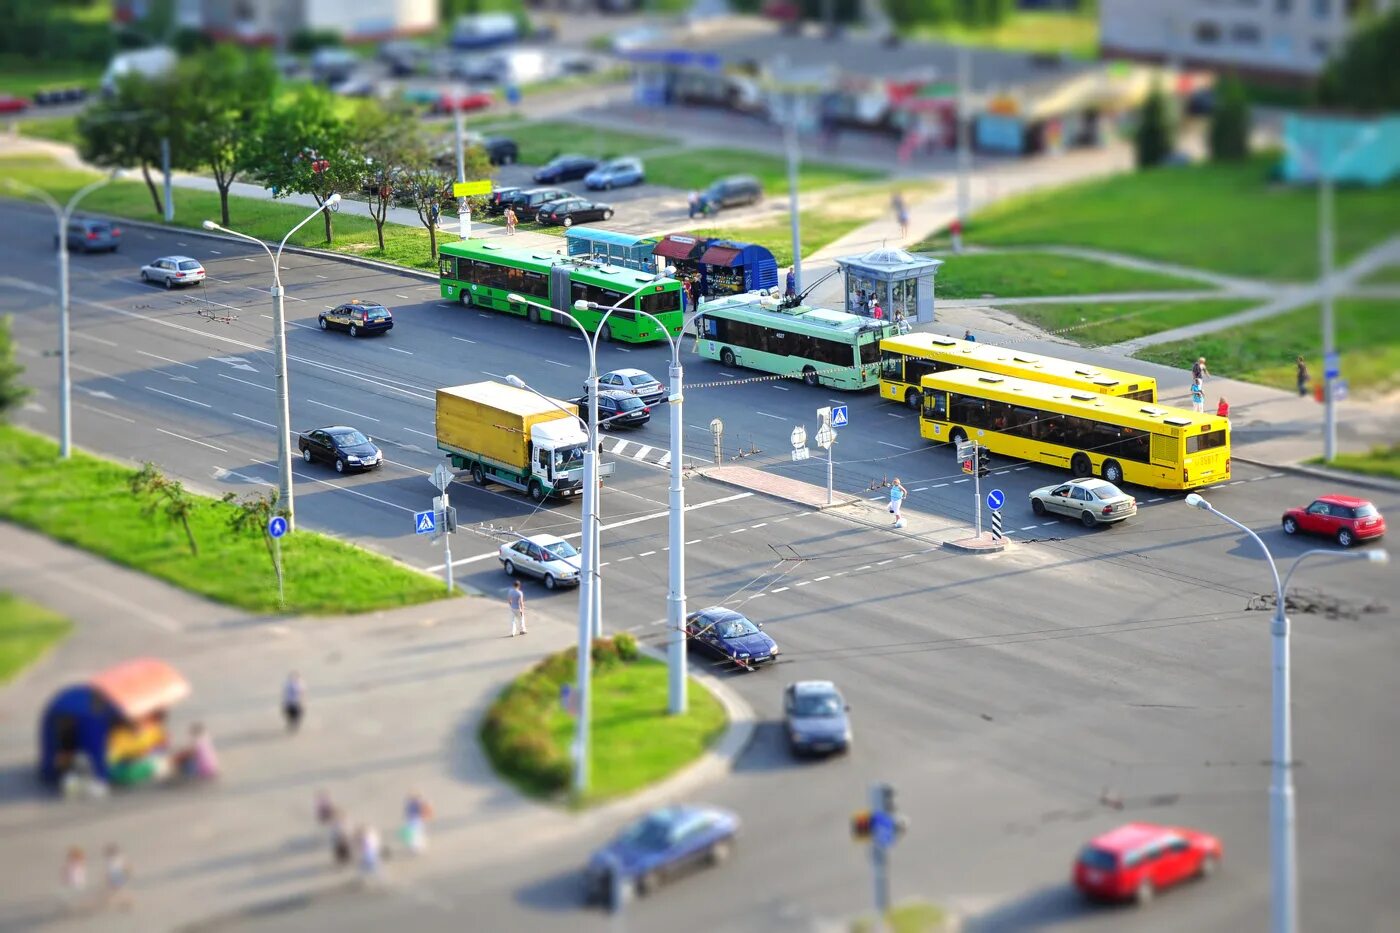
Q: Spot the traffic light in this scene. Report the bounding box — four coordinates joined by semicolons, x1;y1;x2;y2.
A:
851;809;873;840
976;446;992;478
961;458;973;475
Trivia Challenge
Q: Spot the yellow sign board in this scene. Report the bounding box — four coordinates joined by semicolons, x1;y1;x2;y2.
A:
452;180;493;198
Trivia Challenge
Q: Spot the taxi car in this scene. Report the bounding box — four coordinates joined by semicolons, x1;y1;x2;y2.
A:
319;300;394;338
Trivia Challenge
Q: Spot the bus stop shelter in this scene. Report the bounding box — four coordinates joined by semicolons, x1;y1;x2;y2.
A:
835;246;943;325
566;228;659;273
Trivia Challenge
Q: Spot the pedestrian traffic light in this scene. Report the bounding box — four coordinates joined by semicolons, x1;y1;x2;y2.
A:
851;809;873;840
961;458;973;475
977;446;992;478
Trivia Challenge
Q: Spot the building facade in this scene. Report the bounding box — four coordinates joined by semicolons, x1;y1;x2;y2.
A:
1100;0;1396;80
191;0;437;44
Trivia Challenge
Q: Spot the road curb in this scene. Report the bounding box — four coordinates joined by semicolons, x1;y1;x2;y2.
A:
1234;456;1400;494
941;534;1008;554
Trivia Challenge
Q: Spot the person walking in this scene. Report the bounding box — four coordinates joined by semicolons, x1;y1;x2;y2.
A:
62;847;87;913
356;825;383;885
1190;378;1205;412
871;299;884;321
687;190;700;219
331;810;353;868
508;580;527;636
401;791;433;855
963;329;976;342
282;671;305;734
785;268;796;298
503;206;518;236
1216;396;1230;418
888;478;907;527
103;845;131;910
894;309;911;335
891;190;909;239
1296;356;1310;397
1192;356;1210;384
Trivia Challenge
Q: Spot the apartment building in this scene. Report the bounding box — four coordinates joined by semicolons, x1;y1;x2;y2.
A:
1100;0;1396;80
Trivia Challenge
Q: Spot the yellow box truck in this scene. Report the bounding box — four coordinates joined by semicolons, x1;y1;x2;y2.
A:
436;381;588;501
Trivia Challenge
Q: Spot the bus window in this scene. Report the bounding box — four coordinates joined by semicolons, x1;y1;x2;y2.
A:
859;338;882;366
640;289;681;316
880;350;904;379
439;255;457;278
1187;429;1228;453
950;392;990;428
922;391;947;421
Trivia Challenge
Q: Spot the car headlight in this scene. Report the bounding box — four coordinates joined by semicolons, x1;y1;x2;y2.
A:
736;651;750;659
346;455;361;463
790;731;809;742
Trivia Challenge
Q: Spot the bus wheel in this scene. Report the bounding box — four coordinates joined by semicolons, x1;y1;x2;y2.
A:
1071;453;1092;477
460;291;472;308
905;390;921;410
528;306;540;324
720;348;736;367
1102;459;1123;485
949;428;967;448
599;323;613;342
802;366;818;387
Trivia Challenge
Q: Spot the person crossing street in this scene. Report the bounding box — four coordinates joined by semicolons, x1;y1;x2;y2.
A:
508;580;527;636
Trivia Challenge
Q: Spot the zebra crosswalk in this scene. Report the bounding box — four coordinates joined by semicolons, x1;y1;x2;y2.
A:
598;434;694;468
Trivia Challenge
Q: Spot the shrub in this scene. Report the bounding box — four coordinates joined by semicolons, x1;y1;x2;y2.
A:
614;632;639;661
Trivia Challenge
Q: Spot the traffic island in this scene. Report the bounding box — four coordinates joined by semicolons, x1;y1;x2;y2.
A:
942;531;1008;554
851;899;954;933
480;636;730;807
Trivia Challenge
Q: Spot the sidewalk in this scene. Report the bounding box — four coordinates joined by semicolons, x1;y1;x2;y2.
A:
0;523;751;932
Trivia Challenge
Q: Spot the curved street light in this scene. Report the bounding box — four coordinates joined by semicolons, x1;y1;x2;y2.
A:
4;171;121;458
1184;492;1388;933
202;194;341;530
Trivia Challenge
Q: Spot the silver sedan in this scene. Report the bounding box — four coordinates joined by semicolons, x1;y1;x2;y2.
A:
1029;478;1137;528
140;255;206;288
498;534;581;589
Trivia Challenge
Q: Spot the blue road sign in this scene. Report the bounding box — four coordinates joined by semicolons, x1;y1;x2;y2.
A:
987;489;1005;511
267;516;288;539
830;405;849;427
1324;351;1340;380
871;810;896;849
414;510;437;535
1335;379;1349;401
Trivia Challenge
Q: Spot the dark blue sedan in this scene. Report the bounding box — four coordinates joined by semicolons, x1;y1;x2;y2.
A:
584;805;739;905
684;606;779;671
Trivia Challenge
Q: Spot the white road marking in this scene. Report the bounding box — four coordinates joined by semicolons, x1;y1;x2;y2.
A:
72;363;125;381
633;445;655;461
878;441;910;450
686;539;701;545
546;359;570;367
157;428;227;453
287;320;318;330
771;587;789;594
1147;497;1164;503
316;274;328;279
771;385;790;391
994;470;1011;475
404;428;436;439
932;482;948;488
568;335;582;341
911;486;928;492
1041;521;1057;527
1014;466;1030;471
887;412;905;418
954;478;969;484
1021;525;1038;531
145;234;154;240
76;403;135;423
638;550;656;557
814;575;830;582
611;440;631;456
719;372;737;378
231;412;277;429
657;452;671;467
617;556;634;562
177;241;188;247
482;370;505;378
854;565;871;572
751;523;768;529
617;347;632;352
396;294;411;299
145;386;211;408
241;258;257;263
756;411;784;420
73;332;119;347
219;373;272;392
452;336;478;344
387;347;414;355
137;350;198;370
795;580;811;586
209;249;222;255
1266;472;1286;479
876;559;894;565
308;399;379;421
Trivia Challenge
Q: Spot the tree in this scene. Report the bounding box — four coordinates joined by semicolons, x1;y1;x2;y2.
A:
222;488;282;574
405;166;453;266
0;315;29;423
353;102;429;251
172;47;279;227
245;84;367;244
130;462;199;555
1318;7;1400;112
1208;75;1251;162
1134;83;1174;170
78;72;178;217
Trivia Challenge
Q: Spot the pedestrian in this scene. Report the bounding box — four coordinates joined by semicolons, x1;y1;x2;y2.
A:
894;309;911;335
687;190;700;219
356;825;384;885
950;218;964;254
963;329;976;342
103;844;131;910
891;190;909;239
508;579;527;636
503;205;518;235
1296;355;1310;397
401;791;433;855
62;847;87;913
282;671;304;734
871;299;884;321
315;789;336;826
1190;378;1205;412
1216;396;1230;418
1192;356;1210;384
331;810;353;867
785;268;796;298
889;478;907;527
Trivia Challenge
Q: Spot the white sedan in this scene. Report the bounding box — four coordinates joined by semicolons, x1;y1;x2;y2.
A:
1029;478;1137;528
140;255;206;289
499;534;581;590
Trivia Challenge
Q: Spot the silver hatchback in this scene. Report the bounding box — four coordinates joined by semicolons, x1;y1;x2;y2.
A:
140;255;206;289
1029;478;1137;528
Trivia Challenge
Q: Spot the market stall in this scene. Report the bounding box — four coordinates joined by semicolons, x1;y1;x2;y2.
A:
650;235;778;301
39;658;191;788
566;227;659;273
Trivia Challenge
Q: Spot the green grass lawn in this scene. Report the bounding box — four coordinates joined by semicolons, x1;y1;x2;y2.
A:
481;120;676;166
0;592;72;684
1310;443;1400;481
852;900;949;933
1134;299;1400;395
0;55;104;98
1364;264;1400;285
644;148;885;196
483;642;727;805
0;426;450;614
16;115;81;147
918;156;1400;282
686;211;863;269
911;10;1098;58
1003;298;1256;347
934;251;1207;300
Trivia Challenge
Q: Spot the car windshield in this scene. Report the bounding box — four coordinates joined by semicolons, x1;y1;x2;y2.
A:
543;541;578;560
553;445;585;470
1355;504;1378;518
792;692;842;717
716;617;759;638
178;261;202;271
331;430;369;446
1090;483;1124;500
619;814;674;851
1079;847;1117;871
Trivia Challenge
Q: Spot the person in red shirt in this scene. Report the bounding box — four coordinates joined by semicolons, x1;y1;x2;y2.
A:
1216;397;1229;418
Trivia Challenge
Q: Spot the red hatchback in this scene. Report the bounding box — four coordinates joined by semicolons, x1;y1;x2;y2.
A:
1282;494;1386;548
1074;822;1221;904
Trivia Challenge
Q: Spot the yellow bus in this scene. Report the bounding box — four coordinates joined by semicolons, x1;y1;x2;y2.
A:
880;332;1158;409
918;369;1230;490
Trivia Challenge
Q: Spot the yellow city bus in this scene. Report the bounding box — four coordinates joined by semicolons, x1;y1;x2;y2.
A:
918;369;1230;490
880;332;1158;409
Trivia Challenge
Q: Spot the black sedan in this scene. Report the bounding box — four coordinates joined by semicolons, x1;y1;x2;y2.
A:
574;389;650;428
684;606;779;671
535;197;615;227
532;154;599;184
297;426;383;474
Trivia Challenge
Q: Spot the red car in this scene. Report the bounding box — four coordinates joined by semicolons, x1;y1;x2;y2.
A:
1073;822;1221;904
434;90;494;115
1282;494;1385;548
0;94;29;113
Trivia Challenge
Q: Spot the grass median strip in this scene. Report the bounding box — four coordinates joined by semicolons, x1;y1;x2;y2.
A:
481;636;727;806
645;147;885;196
0;592;73;684
1003;297;1255;347
933;251;1208;300
0;426;449;614
1309;443;1400;482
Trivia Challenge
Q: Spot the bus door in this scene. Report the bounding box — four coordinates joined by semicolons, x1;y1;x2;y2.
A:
549;266;573;321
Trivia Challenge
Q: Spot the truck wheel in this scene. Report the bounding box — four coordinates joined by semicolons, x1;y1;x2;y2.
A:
528;480;545;501
472;465;486;485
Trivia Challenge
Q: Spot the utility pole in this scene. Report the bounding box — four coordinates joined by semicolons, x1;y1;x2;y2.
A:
956;44;972;225
1318;136;1338;463
161;136;173;223
783;91;803;294
453;94;468;239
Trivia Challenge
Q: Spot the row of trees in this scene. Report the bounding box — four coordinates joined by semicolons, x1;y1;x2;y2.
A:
79;47;493;261
1134;76;1251;170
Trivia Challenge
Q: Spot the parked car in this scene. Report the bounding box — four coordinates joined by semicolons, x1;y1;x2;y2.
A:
0;94;28;113
1028;478;1136;528
485;186;525;215
534;197;615;227
585;157;645;190
783;680;852;756
57;218;121;253
583;805;739;906
297;426;382;474
684;606;779;670
1074;822;1222;904
433;89;494;114
533;154;599;184
594;369;666;404
1282;494;1385;547
139;255;205;288
699;175;762;214
574;389;650;428
319;300;394;338
498;534;581;589
474;135;518;166
507;187;575;221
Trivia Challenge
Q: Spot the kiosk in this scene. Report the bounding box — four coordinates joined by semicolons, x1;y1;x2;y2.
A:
565;228;660;273
835;246;943;325
651;235;779;300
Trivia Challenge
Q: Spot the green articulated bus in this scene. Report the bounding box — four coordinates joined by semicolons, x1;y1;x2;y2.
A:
694;293;896;389
438;239;683;344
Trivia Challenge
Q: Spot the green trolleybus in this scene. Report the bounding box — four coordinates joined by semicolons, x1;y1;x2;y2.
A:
438;239;684;344
694;293;895;390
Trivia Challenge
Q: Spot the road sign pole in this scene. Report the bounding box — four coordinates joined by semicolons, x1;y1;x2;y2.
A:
443;490;453;595
272;534;284;610
827;438;834;506
870;784;891;932
974;447;983;538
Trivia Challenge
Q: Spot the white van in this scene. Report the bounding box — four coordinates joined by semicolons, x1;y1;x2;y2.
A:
100;47;177;97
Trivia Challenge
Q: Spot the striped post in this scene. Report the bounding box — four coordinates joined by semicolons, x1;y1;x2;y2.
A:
991;509;1003;541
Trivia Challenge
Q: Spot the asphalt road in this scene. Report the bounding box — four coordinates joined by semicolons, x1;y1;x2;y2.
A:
4;202;1398;932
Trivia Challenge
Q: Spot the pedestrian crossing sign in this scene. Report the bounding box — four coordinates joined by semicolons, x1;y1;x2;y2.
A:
414;510;437;535
830;405;849;427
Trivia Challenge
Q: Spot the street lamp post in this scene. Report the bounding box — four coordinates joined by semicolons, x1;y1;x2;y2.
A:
5;172;119;458
1184;493;1388;933
203;195;341;530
